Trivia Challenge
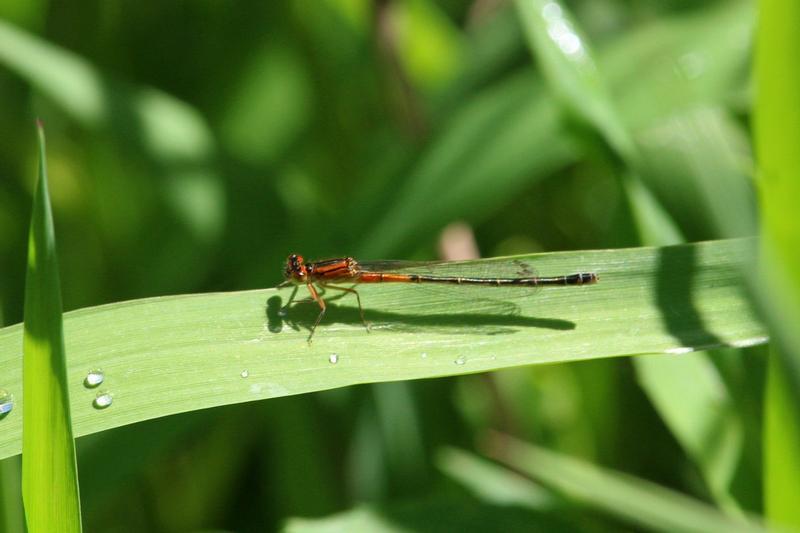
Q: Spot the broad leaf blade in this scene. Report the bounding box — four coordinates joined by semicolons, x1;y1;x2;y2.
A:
0;238;766;460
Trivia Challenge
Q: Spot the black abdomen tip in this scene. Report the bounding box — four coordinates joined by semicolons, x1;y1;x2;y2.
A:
565;272;598;285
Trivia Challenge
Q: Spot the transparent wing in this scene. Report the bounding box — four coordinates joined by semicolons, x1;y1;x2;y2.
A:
337;258;547;311
355;258;540;279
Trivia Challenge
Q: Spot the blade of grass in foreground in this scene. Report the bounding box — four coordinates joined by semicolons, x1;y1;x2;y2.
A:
21;123;82;530
0;238;767;460
755;0;800;529
483;434;765;533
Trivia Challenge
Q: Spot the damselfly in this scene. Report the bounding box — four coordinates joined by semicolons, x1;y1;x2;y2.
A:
278;254;598;342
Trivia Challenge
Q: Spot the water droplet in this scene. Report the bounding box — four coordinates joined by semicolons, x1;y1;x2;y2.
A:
84;369;105;388
329;353;339;364
240;370;249;378
421;352;428;359
454;355;466;366
93;391;113;409
0;389;13;418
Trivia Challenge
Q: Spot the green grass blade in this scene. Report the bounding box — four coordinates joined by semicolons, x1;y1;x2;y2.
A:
635;353;743;514
0;238;766;460
764;353;800;528
21;123;82;531
755;0;800;528
485;433;765;533
436;447;556;510
513;0;635;160
512;0;683;244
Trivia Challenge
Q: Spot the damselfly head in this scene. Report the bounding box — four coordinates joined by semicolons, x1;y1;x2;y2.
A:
284;254;307;282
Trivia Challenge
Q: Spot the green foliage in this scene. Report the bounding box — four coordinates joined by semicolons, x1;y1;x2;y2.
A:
0;0;790;531
755;0;800;529
476;437;765;532
21;124;81;531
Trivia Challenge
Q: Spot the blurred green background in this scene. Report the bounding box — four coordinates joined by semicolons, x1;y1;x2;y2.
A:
0;0;766;531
